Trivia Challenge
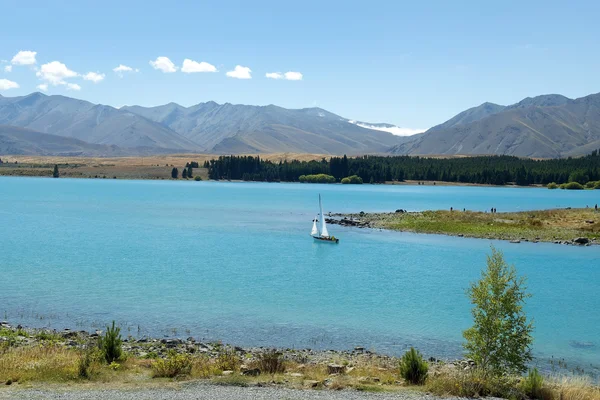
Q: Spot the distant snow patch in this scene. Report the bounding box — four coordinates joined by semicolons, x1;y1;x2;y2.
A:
348;120;425;136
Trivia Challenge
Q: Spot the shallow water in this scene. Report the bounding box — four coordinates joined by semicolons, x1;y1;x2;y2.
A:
1;177;599;372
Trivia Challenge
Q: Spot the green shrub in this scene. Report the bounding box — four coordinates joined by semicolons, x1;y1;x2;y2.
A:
256;349;285;374
341;175;363;184
399;347;428;385
194;176;202;181
547;182;559;189
216;349;240;371
595;181;600;189
585;181;596;189
426;369;520;398
520;368;546;399
152;350;192;378
298;174;336;183
99;321;122;364
561;182;584;190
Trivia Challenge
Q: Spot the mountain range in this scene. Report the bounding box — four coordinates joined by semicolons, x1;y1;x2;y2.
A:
390;93;600;158
0;91;599;158
0;93;403;156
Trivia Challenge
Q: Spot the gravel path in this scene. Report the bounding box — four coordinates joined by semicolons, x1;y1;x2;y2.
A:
0;382;455;400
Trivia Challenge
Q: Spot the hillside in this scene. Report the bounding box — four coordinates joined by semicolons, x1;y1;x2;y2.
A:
389;93;600;158
0;125;126;156
0;93;202;152
122;103;403;154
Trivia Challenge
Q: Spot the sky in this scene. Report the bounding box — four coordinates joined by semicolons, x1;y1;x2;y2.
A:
1;0;599;133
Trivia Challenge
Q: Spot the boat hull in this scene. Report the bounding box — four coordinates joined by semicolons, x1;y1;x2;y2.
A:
312;236;339;243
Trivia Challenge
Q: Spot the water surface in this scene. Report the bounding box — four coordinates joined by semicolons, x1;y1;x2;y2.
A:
1;177;598;373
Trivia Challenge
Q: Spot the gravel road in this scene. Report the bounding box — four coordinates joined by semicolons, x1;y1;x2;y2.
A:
0;382;456;400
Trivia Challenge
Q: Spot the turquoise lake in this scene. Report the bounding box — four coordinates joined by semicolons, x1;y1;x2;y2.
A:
1;177;599;373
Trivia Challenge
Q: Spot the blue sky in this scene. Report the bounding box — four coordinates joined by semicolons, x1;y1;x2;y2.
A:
1;0;599;132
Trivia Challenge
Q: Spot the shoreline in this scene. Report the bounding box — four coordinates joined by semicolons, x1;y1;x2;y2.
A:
329;208;600;246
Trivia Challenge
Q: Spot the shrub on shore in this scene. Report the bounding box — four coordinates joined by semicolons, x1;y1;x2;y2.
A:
520;368;548;399
560;182;584;190
547;182;559;189
256;349;285;374
298;174;336;183
152;350;192;378
100;321;122;364
399;347;428;385
194;176;202;181
341;175;363;184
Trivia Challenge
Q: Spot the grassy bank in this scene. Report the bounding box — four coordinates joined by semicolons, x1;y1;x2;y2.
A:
1;326;598;399
339;208;600;244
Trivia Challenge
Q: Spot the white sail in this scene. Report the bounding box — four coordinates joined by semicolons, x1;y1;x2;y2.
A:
319;194;330;237
311;217;319;236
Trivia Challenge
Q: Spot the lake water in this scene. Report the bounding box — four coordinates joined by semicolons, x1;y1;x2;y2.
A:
1;177;599;373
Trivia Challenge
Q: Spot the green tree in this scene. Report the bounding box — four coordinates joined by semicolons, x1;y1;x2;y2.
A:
100;321;122;364
53;164;59;178
171;167;178;179
463;246;534;376
187;165;193;178
182;168;188;179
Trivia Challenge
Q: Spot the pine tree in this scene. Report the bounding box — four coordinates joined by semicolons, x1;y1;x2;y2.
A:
182;169;188;179
187;165;193;178
171;167;178;179
53;164;59;178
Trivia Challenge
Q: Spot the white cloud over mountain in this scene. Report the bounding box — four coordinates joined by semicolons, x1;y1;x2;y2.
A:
83;72;105;83
36;61;78;86
11;50;37;65
0;79;19;91
226;65;252;79
149;57;177;73
181;59;217;73
266;71;303;80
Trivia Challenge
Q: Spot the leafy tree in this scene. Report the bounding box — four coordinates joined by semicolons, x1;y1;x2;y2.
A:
187;165;193;178
463;246;534;376
171;167;178;179
182;168;188;179
53;164;59;178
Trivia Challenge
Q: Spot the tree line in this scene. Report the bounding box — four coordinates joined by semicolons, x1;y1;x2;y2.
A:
204;150;600;185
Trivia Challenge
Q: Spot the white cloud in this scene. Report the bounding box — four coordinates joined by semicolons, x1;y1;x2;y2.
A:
66;83;81;91
37;83;48;92
36;61;78;86
266;72;284;80
348;121;426;136
149;56;177;73
4;65;12;73
181;58;217;73
284;71;303;81
226;65;252;79
266;71;303;81
0;79;19;91
83;71;105;83
11;50;37;65
113;64;139;77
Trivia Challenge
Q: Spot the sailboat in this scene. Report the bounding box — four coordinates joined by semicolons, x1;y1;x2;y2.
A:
311;194;339;243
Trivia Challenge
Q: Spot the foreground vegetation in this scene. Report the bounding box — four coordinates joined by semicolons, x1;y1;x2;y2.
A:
205;151;600;185
342;208;600;243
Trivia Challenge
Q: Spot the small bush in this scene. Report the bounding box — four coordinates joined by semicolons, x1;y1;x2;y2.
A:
152;350;192;378
341;175;363;184
426;369;520;398
298;174;336;183
99;321;122;364
547;182;559;189
584;181;596;189
77;350;94;379
399;347;428;385
256;349;285;374
194;176;202;181
520;368;546;399
216;349;240;372
560;182;584;190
